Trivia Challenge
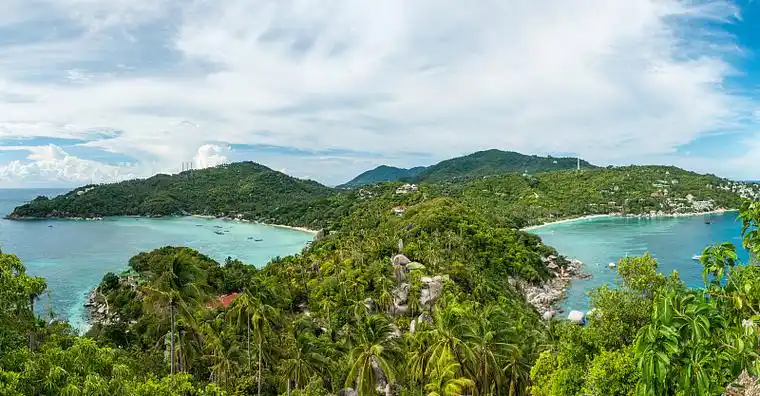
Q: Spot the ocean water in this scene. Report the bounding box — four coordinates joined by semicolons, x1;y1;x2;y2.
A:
0;189;314;332
529;212;751;312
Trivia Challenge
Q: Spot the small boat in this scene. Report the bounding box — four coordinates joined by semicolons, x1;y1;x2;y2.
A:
254;238;263;242
608;262;616;269
214;231;224;235
692;255;702;261
48;225;53;228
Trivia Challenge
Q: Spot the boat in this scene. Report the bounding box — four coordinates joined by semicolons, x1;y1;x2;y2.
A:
608;262;616;269
214;231;224;235
692;255;701;261
254;238;263;242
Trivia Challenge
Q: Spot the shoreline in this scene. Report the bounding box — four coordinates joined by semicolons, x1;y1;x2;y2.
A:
188;215;319;234
7;213;320;234
521;208;738;232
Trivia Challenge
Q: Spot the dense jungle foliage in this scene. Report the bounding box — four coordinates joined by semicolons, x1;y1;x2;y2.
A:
1;195;759;394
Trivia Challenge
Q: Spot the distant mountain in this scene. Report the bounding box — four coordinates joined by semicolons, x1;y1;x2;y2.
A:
337;165;427;189
339;149;595;187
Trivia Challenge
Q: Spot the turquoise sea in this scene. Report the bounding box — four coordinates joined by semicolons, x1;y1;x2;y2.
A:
0;189;314;332
529;212;751;312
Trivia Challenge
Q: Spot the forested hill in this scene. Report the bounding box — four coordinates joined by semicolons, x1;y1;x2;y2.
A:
337;165;427;189
338;149;595;187
7;162;337;227
410;149;596;184
428;165;760;227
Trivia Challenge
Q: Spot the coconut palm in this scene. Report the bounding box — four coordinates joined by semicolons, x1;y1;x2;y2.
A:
424;350;475;396
142;251;207;374
279;327;331;390
204;325;242;388
345;314;401;395
422;299;476;382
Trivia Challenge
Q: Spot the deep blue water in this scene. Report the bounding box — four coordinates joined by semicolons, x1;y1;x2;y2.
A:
0;189;314;332
529;212;750;312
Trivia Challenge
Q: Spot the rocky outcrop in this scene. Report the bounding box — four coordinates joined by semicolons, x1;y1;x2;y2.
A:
392;254;411;267
514;257;590;317
85;289;117;326
420;275;447;307
725;370;760;396
568;310;585;325
391;283;410;316
338;388;358;396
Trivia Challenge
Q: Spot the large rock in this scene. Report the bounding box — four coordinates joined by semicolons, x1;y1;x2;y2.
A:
371;356;388;392
338;388;358;396
568;310;585;325
393;283;410;306
393;264;406;283
363;298;377;313
392;254;411;267
542;310;555;321
420;275;446;307
393;304;409;316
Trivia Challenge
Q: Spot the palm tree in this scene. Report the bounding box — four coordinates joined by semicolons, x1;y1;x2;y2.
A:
204;325;242;388
280;327;331;390
345;314;401;395
227;290;257;372
142;251;207;374
252;301;278;395
422;299;476;382
227;287;279;396
424;350;475;396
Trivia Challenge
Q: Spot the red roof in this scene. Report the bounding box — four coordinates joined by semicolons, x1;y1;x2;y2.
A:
207;292;238;309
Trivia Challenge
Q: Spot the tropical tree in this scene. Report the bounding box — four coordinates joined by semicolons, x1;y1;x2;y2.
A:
424;350;475;396
142;250;207;374
279;322;332;391
345;314;402;395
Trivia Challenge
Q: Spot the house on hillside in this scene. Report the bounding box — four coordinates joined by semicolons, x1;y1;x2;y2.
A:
395;184;419;194
207;292;239;309
393;206;405;216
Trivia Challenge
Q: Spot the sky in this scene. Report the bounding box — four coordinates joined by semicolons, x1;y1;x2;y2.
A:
1;0;760;187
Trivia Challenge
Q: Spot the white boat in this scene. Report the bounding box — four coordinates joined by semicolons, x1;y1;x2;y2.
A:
692;255;701;261
608;262;616;269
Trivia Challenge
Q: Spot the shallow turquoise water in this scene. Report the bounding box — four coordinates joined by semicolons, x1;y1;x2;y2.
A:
529;212;750;312
0;189;314;332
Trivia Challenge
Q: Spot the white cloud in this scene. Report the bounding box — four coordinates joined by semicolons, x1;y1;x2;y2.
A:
0;0;757;186
0;145;138;187
193;144;230;169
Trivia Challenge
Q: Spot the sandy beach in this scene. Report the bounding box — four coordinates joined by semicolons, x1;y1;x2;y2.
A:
521;208;737;232
521;214;612;231
266;223;319;234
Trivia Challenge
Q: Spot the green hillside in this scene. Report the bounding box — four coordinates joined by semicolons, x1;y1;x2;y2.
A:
339;149;596;188
410;149;595;183
7;162;337;228
337;165;427;188
429;165;757;227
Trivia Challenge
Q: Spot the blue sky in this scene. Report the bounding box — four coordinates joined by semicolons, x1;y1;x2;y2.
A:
1;0;760;187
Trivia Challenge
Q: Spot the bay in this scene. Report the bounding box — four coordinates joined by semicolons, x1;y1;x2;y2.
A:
0;188;314;332
529;212;750;312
